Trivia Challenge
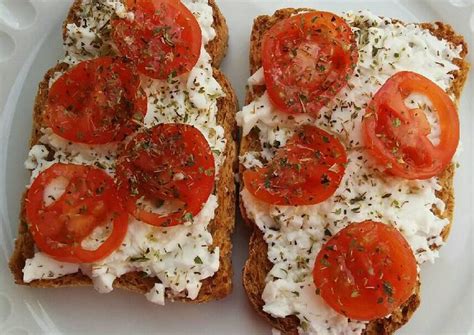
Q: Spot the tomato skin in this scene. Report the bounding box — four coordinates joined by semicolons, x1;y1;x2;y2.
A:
262;11;358;117
363;71;459;180
46;56;147;145
243;126;347;206
25;163;128;263
112;0;202;79
313;221;417;321
115;123;215;227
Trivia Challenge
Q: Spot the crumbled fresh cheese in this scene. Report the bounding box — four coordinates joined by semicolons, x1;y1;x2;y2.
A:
80;195;219;296
183;0;217;45
63;0;126;64
146;283;166;305
25;144;52;181
23;0;224;304
263;279;366;334
237;91;312;140
142;46;226;170
405;93;440;145
240;151;264;169
80;221;113;251
238;10;462;334
27;128;118;182
248;67;265;87
23;252;79;282
43;176;68;206
236;91;313;161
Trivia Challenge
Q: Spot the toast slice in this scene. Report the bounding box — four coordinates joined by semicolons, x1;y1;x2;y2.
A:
9;0;238;303
240;8;470;334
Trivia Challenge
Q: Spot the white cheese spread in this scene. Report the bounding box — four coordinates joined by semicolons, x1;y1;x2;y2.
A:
79;194;219;297
26;128;118;183
238;10;462;335
146;283;166;305
23;252;79;282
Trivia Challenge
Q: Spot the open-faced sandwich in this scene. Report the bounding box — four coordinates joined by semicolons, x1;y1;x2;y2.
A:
9;0;237;305
238;8;469;334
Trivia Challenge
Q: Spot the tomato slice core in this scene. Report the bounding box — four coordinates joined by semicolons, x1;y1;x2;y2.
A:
25;163;128;263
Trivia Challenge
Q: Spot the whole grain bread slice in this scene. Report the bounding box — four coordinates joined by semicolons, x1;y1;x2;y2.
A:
240;8;470;334
9;0;238;303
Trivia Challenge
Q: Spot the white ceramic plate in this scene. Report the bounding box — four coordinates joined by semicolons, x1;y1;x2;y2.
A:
0;1;472;334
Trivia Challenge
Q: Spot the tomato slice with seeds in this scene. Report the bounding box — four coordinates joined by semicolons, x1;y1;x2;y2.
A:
313;221;417;321
115;123;215;227
112;0;202;79
46;56;147;144
243;126;347;206
262;11;358;117
25;163;128;263
363;71;459;180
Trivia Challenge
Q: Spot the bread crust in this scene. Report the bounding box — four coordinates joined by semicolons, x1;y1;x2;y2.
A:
9;0;237;304
240;8;470;334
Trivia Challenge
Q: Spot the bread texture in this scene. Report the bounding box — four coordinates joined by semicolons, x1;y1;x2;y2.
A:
9;0;238;304
240;8;470;334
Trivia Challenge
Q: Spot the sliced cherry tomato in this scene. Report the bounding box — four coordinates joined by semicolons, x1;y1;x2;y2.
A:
112;0;202;79
243;126;347;206
313;221;417;321
25;163;128;263
363;71;459;180
262;11;358;117
46;56;147;144
115;123;214;227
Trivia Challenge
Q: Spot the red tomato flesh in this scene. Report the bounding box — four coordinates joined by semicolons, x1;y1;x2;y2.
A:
115;123;215;227
112;0;202;79
262;11;358;117
46;56;147;144
25;163;128;263
243;126;347;206
363;71;459;180
313;221;417;321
